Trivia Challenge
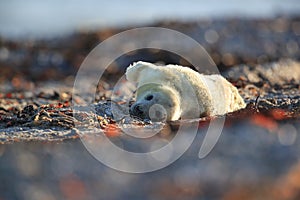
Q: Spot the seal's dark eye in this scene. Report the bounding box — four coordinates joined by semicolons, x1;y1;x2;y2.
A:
145;94;153;101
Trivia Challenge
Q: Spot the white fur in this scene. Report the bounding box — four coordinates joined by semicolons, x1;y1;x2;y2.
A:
126;61;246;120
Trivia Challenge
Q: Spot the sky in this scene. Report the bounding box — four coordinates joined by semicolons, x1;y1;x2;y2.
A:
0;0;300;39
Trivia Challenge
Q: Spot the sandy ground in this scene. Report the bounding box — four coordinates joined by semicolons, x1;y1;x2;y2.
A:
0;59;299;199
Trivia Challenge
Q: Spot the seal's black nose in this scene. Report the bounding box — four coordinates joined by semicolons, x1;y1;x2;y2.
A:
130;103;145;116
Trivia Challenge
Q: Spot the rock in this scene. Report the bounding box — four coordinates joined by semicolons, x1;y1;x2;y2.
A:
223;59;300;86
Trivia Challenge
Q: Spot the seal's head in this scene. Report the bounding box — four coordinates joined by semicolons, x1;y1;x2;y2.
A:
130;83;181;121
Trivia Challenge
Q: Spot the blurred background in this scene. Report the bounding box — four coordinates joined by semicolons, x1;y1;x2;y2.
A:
1;0;300;39
1;1;300;200
0;0;300;88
